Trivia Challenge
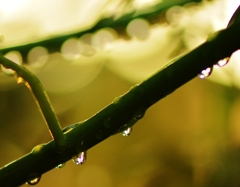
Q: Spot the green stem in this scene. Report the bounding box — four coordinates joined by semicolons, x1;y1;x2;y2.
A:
0;56;66;153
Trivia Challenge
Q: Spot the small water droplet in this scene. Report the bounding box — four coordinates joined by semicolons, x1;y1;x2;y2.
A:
113;96;122;104
62;123;78;133
122;127;132;136
133;107;146;120
215;57;230;67
16;76;25;84
103;117;111;128
199;66;213;79
26;176;41;185
72;151;87;165
56;163;66;169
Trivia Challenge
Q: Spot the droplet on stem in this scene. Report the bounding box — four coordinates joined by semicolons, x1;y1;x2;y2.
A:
72;151;87;165
199;66;213;79
122;127;132;136
56;163;66;169
16;77;25;84
215;57;230;67
26;176;41;185
133;107;145;120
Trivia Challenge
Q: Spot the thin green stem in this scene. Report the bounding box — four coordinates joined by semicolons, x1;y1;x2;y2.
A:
0;56;66;153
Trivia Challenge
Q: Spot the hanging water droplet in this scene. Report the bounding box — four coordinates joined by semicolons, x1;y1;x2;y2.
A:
215;57;230;67
122;127;132;136
72;151;87;165
16;76;25;84
133;107;146;120
199;66;213;79
26;176;41;185
56;163;66;169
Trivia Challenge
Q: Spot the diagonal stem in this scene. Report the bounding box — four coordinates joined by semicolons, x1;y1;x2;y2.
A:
0;56;66;153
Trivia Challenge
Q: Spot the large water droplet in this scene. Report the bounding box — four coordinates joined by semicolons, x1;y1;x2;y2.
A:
199;66;213;79
72;151;87;165
215;57;230;67
26;176;41;185
56;163;66;169
122;127;132;136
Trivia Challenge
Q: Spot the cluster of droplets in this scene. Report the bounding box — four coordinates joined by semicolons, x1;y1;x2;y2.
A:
199;57;230;79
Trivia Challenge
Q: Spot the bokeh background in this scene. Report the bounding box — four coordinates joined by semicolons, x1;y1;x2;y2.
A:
1;0;240;186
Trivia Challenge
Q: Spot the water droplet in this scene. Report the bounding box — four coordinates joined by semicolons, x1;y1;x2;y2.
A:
103;117;111;128
95;131;104;139
215;57;230;67
16;77;25;84
122;127;132;136
72;151;87;165
113;96;122;104
26;176;41;185
56;163;66;169
133;107;146;120
62;123;78;133
199;66;213;79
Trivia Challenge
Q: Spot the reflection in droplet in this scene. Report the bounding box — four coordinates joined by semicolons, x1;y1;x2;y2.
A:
199;66;213;79
92;28;118;50
16;77;25;84
72;151;87;165
215;57;230;67
2;51;22;75
26;176;41;185
122;127;132;136
133;107;146;120
126;18;150;40
56;163;66;169
27;46;49;67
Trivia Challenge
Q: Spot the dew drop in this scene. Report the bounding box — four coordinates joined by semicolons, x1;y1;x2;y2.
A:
199;66;213;79
103;117;111;128
72;151;87;165
113;96;122;104
62;123;78;133
215;57;230;67
26;176;41;185
133;107;146;120
56;163;66;169
122;127;132;136
16;77;25;84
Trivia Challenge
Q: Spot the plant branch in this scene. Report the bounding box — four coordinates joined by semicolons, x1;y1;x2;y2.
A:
0;5;239;186
0;57;66;153
0;0;201;61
